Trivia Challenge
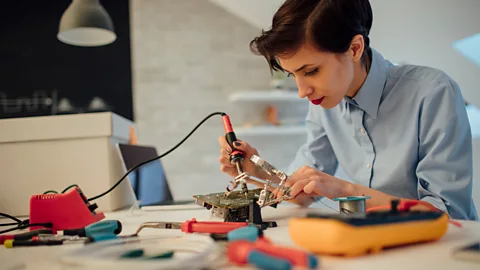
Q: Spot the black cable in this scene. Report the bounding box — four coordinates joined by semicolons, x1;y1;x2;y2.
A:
61;184;79;193
0;222;53;234
87;112;226;202
41;184;78;195
0;222;19;227
0;212;22;224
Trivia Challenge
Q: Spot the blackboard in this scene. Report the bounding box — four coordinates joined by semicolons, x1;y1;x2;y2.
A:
0;0;133;120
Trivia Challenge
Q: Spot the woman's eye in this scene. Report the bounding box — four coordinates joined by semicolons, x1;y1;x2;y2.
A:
305;68;318;77
287;72;294;77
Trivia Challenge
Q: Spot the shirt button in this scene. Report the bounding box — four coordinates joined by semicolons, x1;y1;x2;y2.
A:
360;128;366;134
366;163;371;169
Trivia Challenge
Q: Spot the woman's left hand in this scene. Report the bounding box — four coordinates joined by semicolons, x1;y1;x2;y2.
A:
279;166;354;200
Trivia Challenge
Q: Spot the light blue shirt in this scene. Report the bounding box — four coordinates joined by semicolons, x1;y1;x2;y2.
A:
288;48;478;220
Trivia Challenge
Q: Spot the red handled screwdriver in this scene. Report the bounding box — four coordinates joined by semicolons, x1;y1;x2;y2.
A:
0;229;55;244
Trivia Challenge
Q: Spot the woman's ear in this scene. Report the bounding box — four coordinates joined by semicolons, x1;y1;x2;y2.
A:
349;34;365;62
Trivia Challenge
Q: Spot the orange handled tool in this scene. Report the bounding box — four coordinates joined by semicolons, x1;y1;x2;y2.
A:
133;218;249;236
180;218;248;234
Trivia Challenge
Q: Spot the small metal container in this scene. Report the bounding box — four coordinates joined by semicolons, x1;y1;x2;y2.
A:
333;196;371;214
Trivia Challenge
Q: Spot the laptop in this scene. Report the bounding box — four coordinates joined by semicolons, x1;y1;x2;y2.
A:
116;143;196;209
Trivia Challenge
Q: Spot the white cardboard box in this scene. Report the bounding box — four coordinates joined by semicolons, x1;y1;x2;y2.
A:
0;112;137;216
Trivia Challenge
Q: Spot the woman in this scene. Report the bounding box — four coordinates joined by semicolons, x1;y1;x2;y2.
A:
218;0;478;220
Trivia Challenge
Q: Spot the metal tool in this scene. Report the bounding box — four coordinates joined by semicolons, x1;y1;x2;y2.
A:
249;154;293;207
34;234;85;241
132;218;249;236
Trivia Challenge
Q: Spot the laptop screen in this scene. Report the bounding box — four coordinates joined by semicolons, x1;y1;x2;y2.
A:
117;143;174;206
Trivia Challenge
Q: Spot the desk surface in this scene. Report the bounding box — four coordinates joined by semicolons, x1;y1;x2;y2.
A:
1;202;480;270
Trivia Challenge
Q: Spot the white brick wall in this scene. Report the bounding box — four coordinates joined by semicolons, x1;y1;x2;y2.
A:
130;0;273;199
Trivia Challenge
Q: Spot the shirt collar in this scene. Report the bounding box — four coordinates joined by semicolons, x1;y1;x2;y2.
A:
345;48;388;119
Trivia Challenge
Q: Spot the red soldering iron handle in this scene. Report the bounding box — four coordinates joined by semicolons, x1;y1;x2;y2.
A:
222;114;244;156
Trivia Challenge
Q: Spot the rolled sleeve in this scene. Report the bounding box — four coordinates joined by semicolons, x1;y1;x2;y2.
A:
416;77;478;220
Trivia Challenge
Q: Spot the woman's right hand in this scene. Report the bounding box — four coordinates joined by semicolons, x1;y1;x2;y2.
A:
217;136;263;179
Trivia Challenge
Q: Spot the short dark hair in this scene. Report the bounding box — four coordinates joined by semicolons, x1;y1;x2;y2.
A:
250;0;373;72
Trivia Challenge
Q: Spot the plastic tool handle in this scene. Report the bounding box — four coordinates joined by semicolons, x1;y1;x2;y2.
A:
85;233;119;244
181;218;248;234
222;115;244;153
248;250;292;270
254;239;319;269
227;240;292;269
64;220;122;237
4;239;64;248
228;225;262;242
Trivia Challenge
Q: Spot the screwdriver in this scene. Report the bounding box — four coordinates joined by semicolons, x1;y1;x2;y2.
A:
222;114;249;198
0;229;55;244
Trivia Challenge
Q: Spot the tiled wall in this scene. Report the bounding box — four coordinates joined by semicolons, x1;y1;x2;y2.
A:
130;0;276;199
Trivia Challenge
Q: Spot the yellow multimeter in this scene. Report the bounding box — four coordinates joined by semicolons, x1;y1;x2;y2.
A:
288;200;449;257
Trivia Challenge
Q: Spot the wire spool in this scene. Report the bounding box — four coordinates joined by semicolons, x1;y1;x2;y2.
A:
333;196;372;214
58;234;225;270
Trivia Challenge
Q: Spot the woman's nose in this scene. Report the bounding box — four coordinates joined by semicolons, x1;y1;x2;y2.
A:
297;80;313;99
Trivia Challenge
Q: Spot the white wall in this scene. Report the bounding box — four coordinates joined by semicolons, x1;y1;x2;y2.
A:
130;0;272;199
208;0;284;30
369;0;480;107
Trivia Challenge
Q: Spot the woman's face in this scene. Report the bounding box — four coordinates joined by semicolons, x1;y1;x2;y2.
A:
277;42;361;109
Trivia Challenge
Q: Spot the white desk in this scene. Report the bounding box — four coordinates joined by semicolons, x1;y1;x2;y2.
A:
1;202;479;270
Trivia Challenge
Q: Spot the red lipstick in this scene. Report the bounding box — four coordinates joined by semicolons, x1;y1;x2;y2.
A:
310;97;325;105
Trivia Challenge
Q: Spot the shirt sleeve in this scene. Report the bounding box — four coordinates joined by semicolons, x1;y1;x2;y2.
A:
287;104;338;176
416;76;478;220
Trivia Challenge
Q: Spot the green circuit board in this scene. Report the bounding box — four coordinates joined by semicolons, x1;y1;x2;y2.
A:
193;188;270;209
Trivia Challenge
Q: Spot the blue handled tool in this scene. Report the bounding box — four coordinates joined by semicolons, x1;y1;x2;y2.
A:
210;225;262;242
64;220;122;237
85;233;119;244
248;250;292;270
228;225;262;242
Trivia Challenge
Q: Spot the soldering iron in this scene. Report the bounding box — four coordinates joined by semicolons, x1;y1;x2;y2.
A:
222;114;249;198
